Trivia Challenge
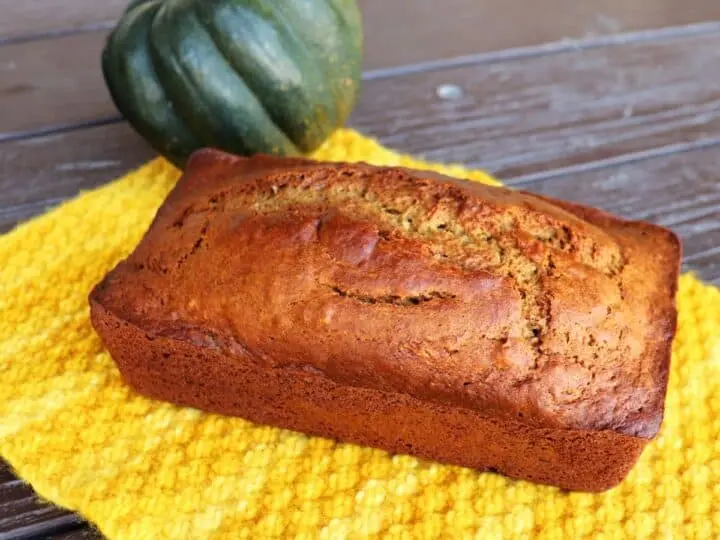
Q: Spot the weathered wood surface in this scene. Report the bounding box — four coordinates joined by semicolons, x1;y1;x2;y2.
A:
353;29;720;178
0;33;115;136
4;12;720;138
1;1;719;538
6;0;720;48
0;1;122;42
0;123;155;233
4;25;720;174
48;529;103;540
0;463;84;540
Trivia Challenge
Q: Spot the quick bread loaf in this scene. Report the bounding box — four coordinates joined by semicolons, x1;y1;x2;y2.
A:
89;150;681;491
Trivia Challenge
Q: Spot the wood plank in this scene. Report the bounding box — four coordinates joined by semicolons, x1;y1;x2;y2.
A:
0;33;114;135
0;463;84;540
5;0;720;57
49;528;103;540
10;0;654;136
4;26;720;174
0;123;155;234
361;0;720;70
352;30;720;179
1;121;718;284
0;2;124;42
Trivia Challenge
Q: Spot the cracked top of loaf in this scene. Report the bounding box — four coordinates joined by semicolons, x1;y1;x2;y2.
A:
91;150;681;438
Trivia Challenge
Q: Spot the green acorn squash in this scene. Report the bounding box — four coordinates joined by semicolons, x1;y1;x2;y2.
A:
102;0;363;167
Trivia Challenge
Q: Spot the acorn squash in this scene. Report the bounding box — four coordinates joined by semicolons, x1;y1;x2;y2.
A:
102;0;363;167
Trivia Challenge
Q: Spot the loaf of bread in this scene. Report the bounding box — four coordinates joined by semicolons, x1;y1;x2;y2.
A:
90;149;680;491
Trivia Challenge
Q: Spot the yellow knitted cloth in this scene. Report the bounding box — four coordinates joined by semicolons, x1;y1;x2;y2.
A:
1;129;718;539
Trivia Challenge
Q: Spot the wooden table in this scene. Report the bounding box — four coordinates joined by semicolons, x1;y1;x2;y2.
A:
2;1;720;538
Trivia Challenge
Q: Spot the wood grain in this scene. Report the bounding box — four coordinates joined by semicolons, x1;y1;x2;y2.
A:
49;529;103;540
5;0;720;57
0;33;113;136
0;123;155;234
0;1;124;42
352;30;720;178
10;0;668;136
362;0;720;70
0;464;83;540
4;26;720;175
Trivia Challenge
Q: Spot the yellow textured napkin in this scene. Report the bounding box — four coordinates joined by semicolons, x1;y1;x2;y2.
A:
1;129;719;539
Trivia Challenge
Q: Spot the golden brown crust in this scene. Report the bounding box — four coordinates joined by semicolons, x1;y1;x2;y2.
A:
89;149;681;490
